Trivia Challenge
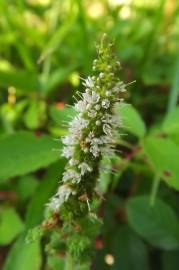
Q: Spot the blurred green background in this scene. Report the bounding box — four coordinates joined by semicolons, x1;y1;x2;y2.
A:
0;0;179;269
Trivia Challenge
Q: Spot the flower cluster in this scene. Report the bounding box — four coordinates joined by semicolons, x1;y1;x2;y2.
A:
42;34;128;263
47;36;127;214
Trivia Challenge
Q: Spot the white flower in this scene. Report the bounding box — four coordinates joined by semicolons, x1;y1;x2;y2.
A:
85;131;94;143
69;159;79;166
92;137;104;145
101;99;110;109
90;144;100;157
48;185;76;211
47;196;61;212
103;124;112;136
99;72;104;79
88;110;97;118
69;116;89;136
62;146;74;158
95;120;101;126
62;135;78;145
75;100;87;112
91;91;100;103
62;169;81;183
102;114;118;126
84;76;94;88
78;162;92;175
95;104;101;110
83;90;100;104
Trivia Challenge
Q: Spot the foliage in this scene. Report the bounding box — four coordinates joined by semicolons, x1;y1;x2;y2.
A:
0;0;179;269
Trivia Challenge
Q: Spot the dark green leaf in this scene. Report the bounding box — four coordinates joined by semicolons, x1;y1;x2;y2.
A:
127;196;179;250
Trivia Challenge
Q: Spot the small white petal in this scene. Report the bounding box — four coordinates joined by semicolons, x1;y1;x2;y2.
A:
96;120;101;126
78;162;92;175
103;124;112;136
62;146;74;158
101;99;110;109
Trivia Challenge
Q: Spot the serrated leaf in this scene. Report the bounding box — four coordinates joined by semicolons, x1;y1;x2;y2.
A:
0;131;60;181
117;104;146;138
143;137;179;190
0;207;24;245
127;196;179;250
3;235;41;270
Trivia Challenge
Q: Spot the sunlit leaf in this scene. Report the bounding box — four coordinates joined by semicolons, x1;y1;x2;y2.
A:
0;207;24;245
0;131;60;181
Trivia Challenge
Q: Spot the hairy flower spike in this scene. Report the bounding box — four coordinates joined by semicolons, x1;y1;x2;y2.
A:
43;34;129;264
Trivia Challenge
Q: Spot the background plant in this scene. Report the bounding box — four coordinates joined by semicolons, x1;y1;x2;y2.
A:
0;0;179;270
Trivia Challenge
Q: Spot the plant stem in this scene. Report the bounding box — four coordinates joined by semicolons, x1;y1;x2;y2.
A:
150;173;160;206
65;253;74;270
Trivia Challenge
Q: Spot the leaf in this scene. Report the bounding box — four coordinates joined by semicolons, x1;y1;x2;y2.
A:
95;225;149;270
0;207;24;245
15;175;39;200
143;137;179;190
3;235;41;270
117;104;146;138
0;131;60;181
162;107;179;135
45;65;77;94
47;255;65;270
0;68;39;92
162;250;179;270
112;225;149;270
49;105;77;126
25;161;65;228
23;100;47;129
127;196;179;250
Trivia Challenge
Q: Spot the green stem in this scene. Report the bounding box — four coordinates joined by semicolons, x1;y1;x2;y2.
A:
150;173;160;206
65;253;74;270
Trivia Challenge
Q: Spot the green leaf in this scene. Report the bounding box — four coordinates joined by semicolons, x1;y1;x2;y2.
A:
143;137;179;190
162;107;179;135
45;65;77;94
112;225;149;270
0;207;24;245
49;105;77;126
127;196;179;250
3;235;41;270
0;131;60;181
15;175;39;200
117;104;146;138
23;100;47;129
0;68;39;92
26;161;65;228
162;250;179;270
95;225;149;270
47;255;65;270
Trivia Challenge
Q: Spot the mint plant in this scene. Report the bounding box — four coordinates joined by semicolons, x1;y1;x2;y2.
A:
40;34;128;267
